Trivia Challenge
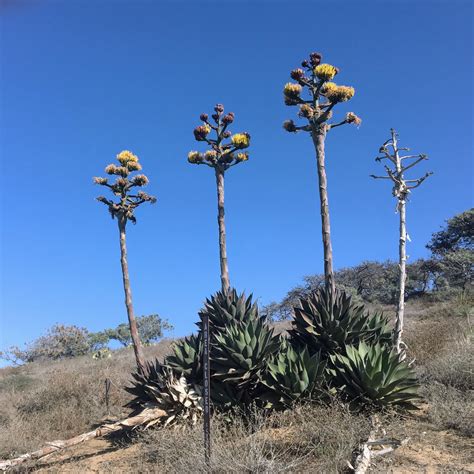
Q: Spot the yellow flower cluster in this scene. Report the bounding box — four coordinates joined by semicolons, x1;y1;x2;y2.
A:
231;133;250;149
314;63;338;81
204;150;218;161
322;82;355;103
236;152;249;162
188;151;201;163
117;150;139;165
283;82;302;98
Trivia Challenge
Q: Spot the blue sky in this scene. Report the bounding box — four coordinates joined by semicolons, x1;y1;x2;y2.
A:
0;0;472;353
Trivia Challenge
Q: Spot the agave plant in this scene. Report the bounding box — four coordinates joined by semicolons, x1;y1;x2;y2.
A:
125;360;203;426
166;333;202;381
260;340;327;409
290;286;392;357
197;288;259;333
212;317;280;388
329;342;420;409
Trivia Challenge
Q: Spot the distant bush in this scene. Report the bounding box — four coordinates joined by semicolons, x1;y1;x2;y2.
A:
0;324;91;364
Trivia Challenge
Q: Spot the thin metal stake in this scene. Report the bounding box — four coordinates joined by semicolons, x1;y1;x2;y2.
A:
202;313;211;468
104;378;111;415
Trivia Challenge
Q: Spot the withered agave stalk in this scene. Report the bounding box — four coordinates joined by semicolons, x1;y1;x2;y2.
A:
188;104;250;293
371;130;432;358
94;150;156;374
283;52;361;293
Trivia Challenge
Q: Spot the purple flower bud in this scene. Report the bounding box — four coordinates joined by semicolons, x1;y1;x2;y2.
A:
222;112;235;124
222;130;232;138
211;113;219;122
301;59;310;68
200;113;209;121
214;103;224;114
309;52;322;66
193;124;211;141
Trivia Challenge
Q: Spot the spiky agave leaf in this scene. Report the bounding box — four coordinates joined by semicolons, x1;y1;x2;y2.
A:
329;342;420;409
289;286;392;357
125;360;203;425
212;316;280;394
197;288;259;333
259;340;327;409
166;333;202;382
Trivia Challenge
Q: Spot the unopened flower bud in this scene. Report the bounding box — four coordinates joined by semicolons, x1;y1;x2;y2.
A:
222;112;234;125
309;52;322;66
283;120;297;132
290;68;305;81
301;59;310;68
188;151;201;163
93;177;108;185
214;103;224;114
193;124;211;141
222;130;232;138
200;113;209;121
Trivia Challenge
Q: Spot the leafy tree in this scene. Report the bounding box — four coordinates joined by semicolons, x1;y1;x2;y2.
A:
94;150;156;374
282;51;361;292
106;314;173;347
371;129;432;357
187;104;250;293
427;209;474;255
0;324;91;364
438;250;473;291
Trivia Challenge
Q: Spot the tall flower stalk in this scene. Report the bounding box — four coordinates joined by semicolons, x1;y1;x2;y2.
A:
94;151;156;374
283;52;361;293
371;130;432;357
188;104;251;293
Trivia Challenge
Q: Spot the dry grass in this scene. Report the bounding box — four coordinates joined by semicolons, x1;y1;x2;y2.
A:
0;339;174;458
136;403;369;473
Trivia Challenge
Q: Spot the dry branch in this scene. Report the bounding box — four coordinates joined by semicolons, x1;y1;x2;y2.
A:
0;405;166;471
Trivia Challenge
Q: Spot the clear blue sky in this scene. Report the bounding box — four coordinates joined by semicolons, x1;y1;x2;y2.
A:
1;0;472;352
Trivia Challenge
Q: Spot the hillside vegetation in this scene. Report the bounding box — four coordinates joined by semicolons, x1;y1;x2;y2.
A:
0;297;472;472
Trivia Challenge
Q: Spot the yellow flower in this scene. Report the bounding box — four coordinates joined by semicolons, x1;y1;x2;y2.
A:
117;150;139;165
188;151;201;163
321;81;338;95
323;83;355;103
283;82;302;98
231;133;250;149
236;152;249;162
314;63;338;81
204;150;217;162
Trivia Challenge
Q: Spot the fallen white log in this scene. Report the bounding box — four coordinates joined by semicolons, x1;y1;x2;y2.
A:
0;404;166;471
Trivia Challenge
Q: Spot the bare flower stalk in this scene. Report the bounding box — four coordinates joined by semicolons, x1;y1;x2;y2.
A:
371;130;432;357
283;52;361;293
188;104;251;293
94;151;157;374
